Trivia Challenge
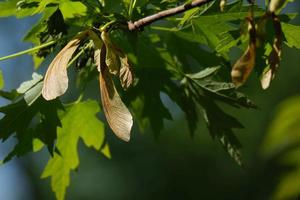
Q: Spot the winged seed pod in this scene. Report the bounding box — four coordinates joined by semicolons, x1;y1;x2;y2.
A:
268;0;289;13
42;32;87;100
261;16;283;89
119;54;134;90
101;31;120;75
231;21;256;87
220;0;226;12
95;45;133;142
111;45;134;90
88;30;103;49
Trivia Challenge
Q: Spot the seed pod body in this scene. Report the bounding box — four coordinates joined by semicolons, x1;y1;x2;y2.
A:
269;0;288;13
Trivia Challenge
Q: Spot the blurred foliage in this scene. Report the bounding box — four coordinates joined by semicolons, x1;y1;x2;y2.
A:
263;96;300;200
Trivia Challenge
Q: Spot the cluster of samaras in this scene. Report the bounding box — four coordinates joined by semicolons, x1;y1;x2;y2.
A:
230;0;286;89
42;29;134;142
41;0;288;142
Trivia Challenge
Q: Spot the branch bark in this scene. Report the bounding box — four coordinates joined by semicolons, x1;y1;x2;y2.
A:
127;0;214;31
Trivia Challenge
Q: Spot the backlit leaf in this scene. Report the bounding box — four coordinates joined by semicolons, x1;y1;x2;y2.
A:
42;100;105;200
0;69;4;89
281;22;300;50
59;1;87;19
17;72;43;94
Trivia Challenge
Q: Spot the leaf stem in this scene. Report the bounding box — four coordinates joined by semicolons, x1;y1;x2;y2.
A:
67;41;93;68
75;93;84;104
0;40;57;61
100;20;117;32
129;0;137;18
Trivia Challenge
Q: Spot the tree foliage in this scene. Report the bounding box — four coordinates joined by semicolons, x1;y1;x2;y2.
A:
0;0;299;199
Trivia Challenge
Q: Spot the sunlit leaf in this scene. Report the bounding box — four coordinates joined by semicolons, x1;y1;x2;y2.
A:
17;72;43;93
0;69;4;89
281;22;300;50
0;0;18;17
59;1;87;19
42;100;105;200
187;66;220;80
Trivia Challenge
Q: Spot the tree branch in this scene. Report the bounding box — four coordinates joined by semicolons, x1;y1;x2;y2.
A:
127;0;214;31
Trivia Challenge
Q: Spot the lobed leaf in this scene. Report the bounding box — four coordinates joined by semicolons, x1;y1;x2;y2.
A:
42;100;105;200
281;22;300;50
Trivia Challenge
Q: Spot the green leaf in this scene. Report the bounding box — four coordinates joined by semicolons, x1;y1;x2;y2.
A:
59;1;87;19
36;99;63;153
181;66;256;165
31;0;59;15
128;69;173;136
17;72;43;93
0;69;4;89
33;138;45;152
0;0;18;17
282;22;300;49
0;97;62;162
0;89;19;100
23;7;58;43
262;96;300;200
262;96;300;156
41;100;105;200
202;100;244;166
174;1;264;55
187;66;220;80
17;72;43;106
0;98;39;141
3;129;36;162
101;143;111;159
